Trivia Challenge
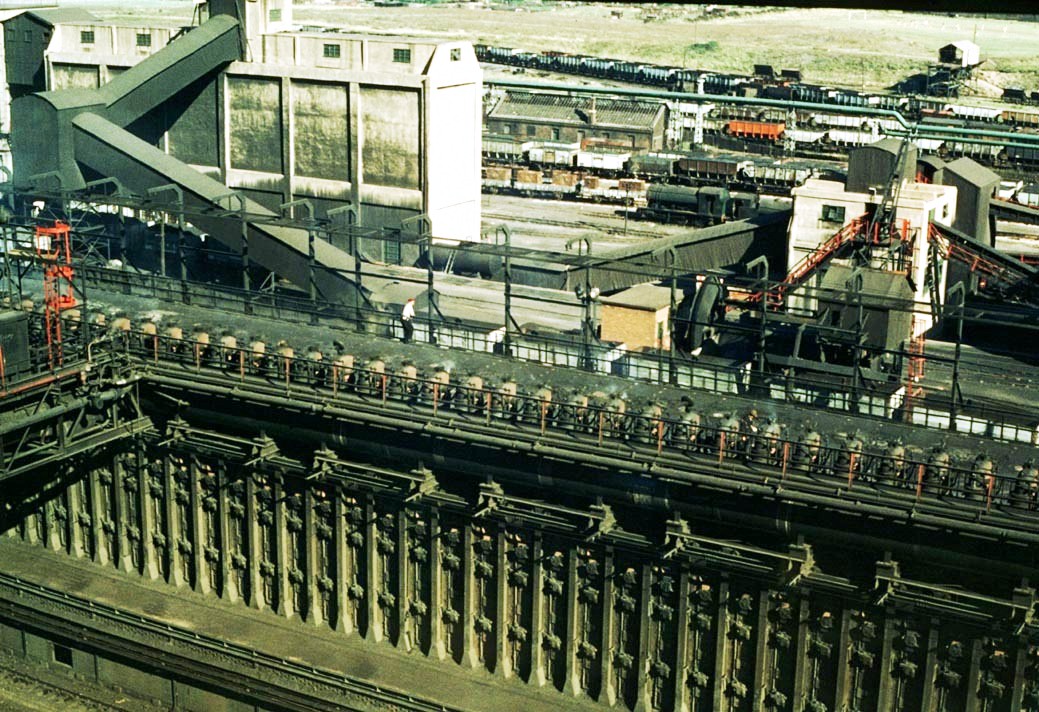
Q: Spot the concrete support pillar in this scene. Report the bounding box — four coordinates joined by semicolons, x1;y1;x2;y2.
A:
218;462;237;604
429;508;445;660
188;459;208;594
42;488;60;551
965;638;983;712
280;76;293;205
712;580;730;711
1010;639;1029;712
303;487;321;625
633;563;653;712
876;613;897;710
273;475;290;617
113;455;134;574
23;510;39;545
791;599;811;712
598;548;617;707
364;495;381;642
563;547;581;696
529;531;545;687
89;468;109;567
331;488;349;634
66;473;83;558
396;508;409;649
347;82;362;226
494;526;509;677
461;524;478;668
833;609;853;710
163;456;182;587
139;458;158;580
244;474;262;609
751;590;771;712
673;569;691;712
919;625;939;712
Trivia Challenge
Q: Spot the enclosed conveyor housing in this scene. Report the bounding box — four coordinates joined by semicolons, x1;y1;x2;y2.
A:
11;11;362;305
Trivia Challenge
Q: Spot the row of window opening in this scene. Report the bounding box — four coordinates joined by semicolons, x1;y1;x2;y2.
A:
78;31;150;46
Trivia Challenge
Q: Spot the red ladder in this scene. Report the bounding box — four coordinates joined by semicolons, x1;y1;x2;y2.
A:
903;319;926;422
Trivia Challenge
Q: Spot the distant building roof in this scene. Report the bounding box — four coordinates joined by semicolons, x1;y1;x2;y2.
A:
2;7;99;25
488;91;664;131
943;157;1000;188
944;40;979;53
918;155;945;170
600;283;672;311
861;137;902;156
938;40;980;67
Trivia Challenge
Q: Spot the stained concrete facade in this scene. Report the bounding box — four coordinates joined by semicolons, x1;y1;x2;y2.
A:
3;0;482;243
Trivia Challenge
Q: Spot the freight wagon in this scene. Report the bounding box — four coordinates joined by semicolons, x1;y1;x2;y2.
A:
725;120;785;141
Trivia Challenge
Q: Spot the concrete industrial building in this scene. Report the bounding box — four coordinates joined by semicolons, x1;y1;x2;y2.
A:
485;90;667;151
787;176;956;334
2;0;482;244
2;4;1039;710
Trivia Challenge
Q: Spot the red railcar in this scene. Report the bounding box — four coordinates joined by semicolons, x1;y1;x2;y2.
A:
725;120;785;141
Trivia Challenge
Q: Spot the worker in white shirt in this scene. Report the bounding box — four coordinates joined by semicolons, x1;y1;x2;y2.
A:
401;297;416;343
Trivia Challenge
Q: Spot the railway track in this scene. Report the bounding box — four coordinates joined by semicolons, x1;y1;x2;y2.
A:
482;210;662;238
0;573;461;712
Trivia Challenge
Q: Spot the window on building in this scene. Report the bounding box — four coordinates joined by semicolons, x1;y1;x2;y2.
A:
821;204;846;224
80;30;95;44
323;43;341;59
393;48;411;64
450;48;461;61
136;33;152;48
53;644;73;667
269;8;282;22
526;125;536;137
551;128;560;141
23;30;31;42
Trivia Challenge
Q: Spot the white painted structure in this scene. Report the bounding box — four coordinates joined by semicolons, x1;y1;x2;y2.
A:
787;177;958;334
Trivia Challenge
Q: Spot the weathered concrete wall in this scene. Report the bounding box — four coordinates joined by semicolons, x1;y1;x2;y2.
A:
35;23;481;242
360;87;420;191
228;76;282;175
51;62;98;90
167;74;220;168
292;81;349;182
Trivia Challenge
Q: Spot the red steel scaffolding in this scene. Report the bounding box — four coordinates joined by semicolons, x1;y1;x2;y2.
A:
34;222;77;367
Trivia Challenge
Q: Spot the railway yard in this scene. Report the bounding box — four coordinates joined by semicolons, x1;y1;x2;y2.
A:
1;2;1039;712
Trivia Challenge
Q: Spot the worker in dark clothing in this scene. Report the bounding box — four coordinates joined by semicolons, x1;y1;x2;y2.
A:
401;297;415;343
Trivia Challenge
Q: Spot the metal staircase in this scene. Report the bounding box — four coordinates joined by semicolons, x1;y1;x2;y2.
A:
751;215;868;308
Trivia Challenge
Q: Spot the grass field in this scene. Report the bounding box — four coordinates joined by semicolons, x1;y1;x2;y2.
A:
75;2;1039;97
